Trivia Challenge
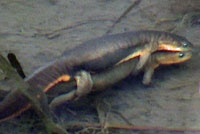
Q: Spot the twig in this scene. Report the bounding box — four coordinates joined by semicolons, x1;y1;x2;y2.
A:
0;54;68;134
155;17;180;26
7;53;26;79
62;121;200;133
110;110;132;125
198;82;200;94
107;124;200;132
165;80;199;90
105;0;142;35
34;18;115;39
171;12;200;33
63;122;101;130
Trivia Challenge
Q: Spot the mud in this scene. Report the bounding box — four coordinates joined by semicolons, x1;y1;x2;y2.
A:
0;0;200;134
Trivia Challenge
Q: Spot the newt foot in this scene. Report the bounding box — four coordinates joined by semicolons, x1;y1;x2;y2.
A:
75;71;93;98
49;71;93;109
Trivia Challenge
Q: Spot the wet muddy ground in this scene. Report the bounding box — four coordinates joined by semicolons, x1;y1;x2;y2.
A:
0;0;200;134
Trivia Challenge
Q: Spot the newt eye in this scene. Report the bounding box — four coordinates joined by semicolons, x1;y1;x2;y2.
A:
179;53;184;58
183;42;188;47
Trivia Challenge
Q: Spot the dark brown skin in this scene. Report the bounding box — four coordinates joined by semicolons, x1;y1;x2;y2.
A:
26;30;193;95
49;51;192;108
60;30;192;71
0;30;193;123
0;50;192;117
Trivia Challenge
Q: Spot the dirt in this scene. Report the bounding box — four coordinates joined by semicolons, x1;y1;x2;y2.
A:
0;0;200;134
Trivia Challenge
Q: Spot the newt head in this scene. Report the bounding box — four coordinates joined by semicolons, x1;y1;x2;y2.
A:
142;51;192;85
158;35;193;52
155;51;192;65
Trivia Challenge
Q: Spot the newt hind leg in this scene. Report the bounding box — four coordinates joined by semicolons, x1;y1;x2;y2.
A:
75;71;93;98
49;71;93;109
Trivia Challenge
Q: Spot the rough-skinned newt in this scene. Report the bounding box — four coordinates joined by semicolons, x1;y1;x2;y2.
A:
49;51;192;108
60;30;192;72
0;30;193;123
26;30;193;97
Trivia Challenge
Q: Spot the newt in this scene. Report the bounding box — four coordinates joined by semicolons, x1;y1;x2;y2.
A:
49;51;192;108
0;30;193;123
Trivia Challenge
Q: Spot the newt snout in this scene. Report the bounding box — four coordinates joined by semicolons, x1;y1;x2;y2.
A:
158;37;193;52
155;51;192;65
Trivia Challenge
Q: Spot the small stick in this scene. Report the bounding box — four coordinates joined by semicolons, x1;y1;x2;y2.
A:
0;54;68;134
7;53;26;79
105;0;142;35
34;18;115;39
165;80;198;90
62;121;200;133
107;124;200;132
198;82;200;94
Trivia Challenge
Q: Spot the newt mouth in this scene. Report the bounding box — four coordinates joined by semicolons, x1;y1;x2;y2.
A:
158;44;192;52
156;51;192;65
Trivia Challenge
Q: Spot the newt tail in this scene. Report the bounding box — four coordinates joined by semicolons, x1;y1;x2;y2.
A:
0;60;74;123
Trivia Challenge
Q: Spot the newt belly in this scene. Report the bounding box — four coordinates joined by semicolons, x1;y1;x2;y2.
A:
0;30;193;123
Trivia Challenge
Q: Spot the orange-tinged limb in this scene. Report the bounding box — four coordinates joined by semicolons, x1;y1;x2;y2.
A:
44;75;71;93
